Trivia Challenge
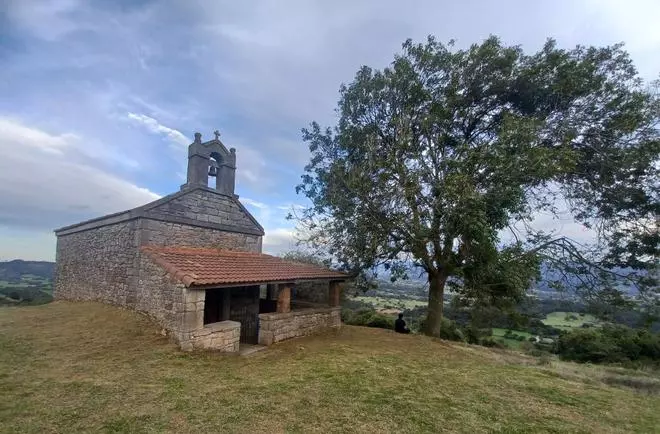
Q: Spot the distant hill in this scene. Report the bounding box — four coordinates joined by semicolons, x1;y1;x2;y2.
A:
0;260;55;306
0;260;55;282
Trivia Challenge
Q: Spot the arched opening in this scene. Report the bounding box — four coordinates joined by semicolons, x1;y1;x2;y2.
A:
208;152;223;188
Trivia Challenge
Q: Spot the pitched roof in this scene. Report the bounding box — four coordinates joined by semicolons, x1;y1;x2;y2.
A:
54;186;263;236
141;246;349;287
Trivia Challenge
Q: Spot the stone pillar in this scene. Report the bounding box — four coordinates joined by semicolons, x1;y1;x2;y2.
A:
216;164;236;195
186;155;207;187
277;284;292;313
329;281;342;307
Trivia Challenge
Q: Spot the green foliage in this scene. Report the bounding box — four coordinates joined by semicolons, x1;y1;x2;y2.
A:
479;337;505;348
464;324;490;344
557;325;660;364
342;308;395;330
0;286;52;306
438;318;465;342
296;34;659;336
417;316;465;342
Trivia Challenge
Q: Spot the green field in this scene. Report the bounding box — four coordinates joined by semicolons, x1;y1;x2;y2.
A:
0;274;52;290
0;280;31;288
1;302;659;433
352;296;427;311
492;328;533;349
0;275;53;305
542;311;600;330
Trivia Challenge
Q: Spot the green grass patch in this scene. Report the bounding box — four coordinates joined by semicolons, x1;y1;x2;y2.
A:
0;302;658;433
542;311;600;329
492;328;533;338
491;328;533;349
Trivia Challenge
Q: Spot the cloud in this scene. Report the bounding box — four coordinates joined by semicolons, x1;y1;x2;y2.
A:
0;117;160;230
239;199;301;255
277;204;305;211
0;117;76;154
262;228;298;255
5;0;83;41
241;198;268;209
3;0;659;262
126;112;189;148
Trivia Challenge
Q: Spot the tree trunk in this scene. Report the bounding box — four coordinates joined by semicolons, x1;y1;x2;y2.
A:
425;271;447;337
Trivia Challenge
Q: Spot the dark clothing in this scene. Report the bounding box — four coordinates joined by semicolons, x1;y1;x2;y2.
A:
394;318;410;334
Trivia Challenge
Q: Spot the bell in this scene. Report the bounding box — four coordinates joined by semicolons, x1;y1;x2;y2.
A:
208;165;218;177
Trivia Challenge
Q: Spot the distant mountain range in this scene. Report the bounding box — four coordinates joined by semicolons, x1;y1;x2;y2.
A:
0;260;55;282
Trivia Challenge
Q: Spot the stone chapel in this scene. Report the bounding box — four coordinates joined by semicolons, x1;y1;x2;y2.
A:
54;131;347;352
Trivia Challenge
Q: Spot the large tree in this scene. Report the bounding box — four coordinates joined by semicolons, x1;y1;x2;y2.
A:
295;36;659;336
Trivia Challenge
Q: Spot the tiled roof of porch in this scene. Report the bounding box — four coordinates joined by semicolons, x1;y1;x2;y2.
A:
140;246;349;287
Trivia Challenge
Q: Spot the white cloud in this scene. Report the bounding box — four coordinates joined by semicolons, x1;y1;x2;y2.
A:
0;117;76;154
0;118;160;231
277;204;305;211
241;198;268;209
231;141;270;191
578;0;660;78
5;0;83;41
126;112;189;148
262;227;298;255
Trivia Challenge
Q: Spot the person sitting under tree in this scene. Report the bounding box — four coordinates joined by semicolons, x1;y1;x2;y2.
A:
394;313;410;334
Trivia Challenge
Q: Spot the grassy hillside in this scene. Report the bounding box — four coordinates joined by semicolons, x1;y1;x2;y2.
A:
1;303;659;433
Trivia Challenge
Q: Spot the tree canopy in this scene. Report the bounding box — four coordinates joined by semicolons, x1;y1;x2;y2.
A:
295;36;659;336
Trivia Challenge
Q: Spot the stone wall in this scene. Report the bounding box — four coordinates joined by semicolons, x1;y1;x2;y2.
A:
135;282;241;353
293;280;330;305
134;252;186;335
138;218;262;252
258;307;341;346
144;188;261;235
188;320;241;352
54;220;138;305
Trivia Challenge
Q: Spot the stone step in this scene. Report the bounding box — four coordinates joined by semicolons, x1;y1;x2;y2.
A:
239;344;268;356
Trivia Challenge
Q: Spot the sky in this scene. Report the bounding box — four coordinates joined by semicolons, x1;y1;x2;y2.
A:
0;0;659;261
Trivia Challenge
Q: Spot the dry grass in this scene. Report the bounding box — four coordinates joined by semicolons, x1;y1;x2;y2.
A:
1;302;659;433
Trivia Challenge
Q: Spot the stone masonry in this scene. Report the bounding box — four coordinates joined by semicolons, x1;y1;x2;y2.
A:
190;321;241;352
258;307;342;346
54;220;138;306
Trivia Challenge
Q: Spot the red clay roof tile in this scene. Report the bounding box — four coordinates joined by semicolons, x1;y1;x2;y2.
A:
141;246;349;287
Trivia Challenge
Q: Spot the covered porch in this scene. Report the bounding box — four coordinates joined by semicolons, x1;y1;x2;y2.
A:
198;280;343;347
140;246;348;352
